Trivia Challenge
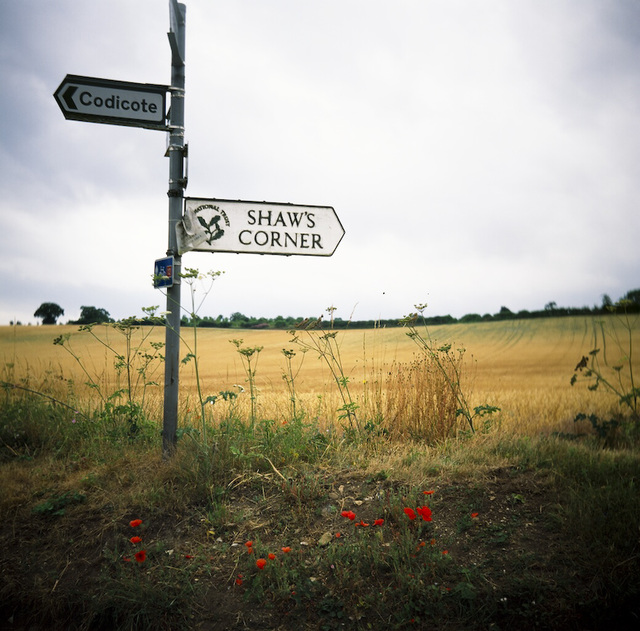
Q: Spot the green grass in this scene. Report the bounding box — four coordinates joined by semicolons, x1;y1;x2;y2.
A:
1;386;640;630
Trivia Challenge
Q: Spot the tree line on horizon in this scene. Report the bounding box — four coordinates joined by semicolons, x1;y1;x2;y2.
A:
23;288;639;328
183;288;640;330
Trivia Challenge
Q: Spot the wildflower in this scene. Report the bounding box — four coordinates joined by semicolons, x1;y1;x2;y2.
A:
184;554;194;559
256;558;267;570
129;519;143;528
423;490;434;495
122;556;131;563
430;538;436;546
373;519;384;526
442;550;449;555
281;547;291;553
341;510;356;520
235;575;243;586
335;532;341;538
471;512;479;518
129;536;142;544
403;507;416;520
416;506;432;522
134;550;147;563
268;553;276;560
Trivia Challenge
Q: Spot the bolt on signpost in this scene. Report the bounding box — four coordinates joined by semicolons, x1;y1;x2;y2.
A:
55;1;344;459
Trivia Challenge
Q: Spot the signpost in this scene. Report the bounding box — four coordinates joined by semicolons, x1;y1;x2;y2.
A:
162;0;187;458
54;0;343;459
54;75;169;130
177;198;344;256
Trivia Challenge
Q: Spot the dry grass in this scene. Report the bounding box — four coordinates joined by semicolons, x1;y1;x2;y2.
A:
2;314;638;436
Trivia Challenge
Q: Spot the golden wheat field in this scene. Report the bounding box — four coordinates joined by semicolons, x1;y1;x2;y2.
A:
1;314;638;436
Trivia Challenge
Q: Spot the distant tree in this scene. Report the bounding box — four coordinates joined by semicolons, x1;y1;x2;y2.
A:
601;294;613;309
494;306;514;320
230;312;250;328
460;313;482;323
75;306;113;324
622;289;640;309
34;302;64;325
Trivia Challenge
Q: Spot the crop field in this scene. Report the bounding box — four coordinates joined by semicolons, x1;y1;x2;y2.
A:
1;313;639;630
2;313;637;437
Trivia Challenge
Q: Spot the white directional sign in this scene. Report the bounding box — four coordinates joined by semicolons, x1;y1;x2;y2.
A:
54;74;169;130
177;198;345;256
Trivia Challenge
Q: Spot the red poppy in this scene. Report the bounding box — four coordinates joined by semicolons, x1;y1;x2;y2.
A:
122;556;131;562
341;510;356;520
235;575;243;586
373;519;384;526
423;490;435;495
256;558;267;570
359;520;369;527
245;541;253;548
471;512;479;518
129;519;143;528
281;546;291;553
416;506;432;522
403;507;416;520
268;553;276;560
442;550;449;555
134;550;147;563
335;532;341;538
184;554;194;559
129;536;142;544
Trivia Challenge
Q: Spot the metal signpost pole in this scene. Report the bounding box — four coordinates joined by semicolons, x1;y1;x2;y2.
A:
54;0;343;458
163;0;187;457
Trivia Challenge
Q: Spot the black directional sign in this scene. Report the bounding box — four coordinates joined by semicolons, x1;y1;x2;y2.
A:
54;74;169;130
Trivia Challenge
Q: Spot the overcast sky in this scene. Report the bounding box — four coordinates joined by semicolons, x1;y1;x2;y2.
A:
1;0;639;325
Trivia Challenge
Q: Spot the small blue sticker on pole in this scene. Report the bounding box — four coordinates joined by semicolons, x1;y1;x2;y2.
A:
154;256;174;288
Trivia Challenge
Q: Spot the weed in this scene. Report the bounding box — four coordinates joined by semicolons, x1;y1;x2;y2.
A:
32;490;86;517
230;338;263;427
281;347;305;421
289;307;362;435
401;305;501;435
571;302;640;442
173;268;224;445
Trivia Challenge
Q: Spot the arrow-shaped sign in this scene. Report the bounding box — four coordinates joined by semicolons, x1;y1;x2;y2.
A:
177;198;345;257
60;85;78;110
54;74;169;131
